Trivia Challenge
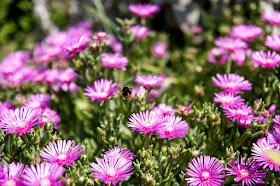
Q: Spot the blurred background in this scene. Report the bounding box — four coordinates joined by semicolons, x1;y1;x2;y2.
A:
2;0;279;59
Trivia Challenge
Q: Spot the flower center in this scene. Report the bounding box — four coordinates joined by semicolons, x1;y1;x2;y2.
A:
40;179;52;186
17;121;27;129
4;180;16;186
266;59;274;64
99;92;108;99
56;154;68;165
107;168;117;180
29;101;41;108
239;169;249;179
58;154;67;161
201;171;211;181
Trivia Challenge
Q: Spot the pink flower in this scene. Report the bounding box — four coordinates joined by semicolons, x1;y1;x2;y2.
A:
23;94;51;110
90;156;134;185
65;35;91;53
130;86;159;101
190;25;202;35
129;4;160;18
22;163;66;186
93;31;108;41
230;49;246;65
0;108;41;136
0;162;25;186
150;103;175;117
134;74;165;89
40;140;83;166
223;105;253;122
273;115;280;130
42;69;60;85
213;92;244;108
186;156;226;186
264;34;280;51
129;25;150;41
157;116;189;139
0;101;14;118
239;116;254;128
212;73;252;94
84;79;119;102
251;50;280;68
127;111;165;135
40;108;61;129
59;68;77;84
151;43;168;58
226;156;266;186
261;11;280;25
104;146;134;161
105;37;123;53
252;138;280;172
230;24;264;41
266;128;280;146
214;37;248;52
101;53;129;70
207;48;228;64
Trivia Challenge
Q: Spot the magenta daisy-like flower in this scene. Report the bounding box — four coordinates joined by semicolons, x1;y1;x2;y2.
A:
157;116;189;139
150;103;175;117
0;108;41;136
23;94;51;109
239;116;254;128
266;128;280;146
226;156;266;186
251;50;280;68
230;24;264;41
252;138;280;172
129;25;150;41
130;86;159;102
0;101;14;118
84;79;119;102
273;115;280;130
104;146;134;161
100;53;129;70
186;155;226;186
90;156;134;185
105;37;123;53
22;163;66;186
207;48;228;64
230;49;246;65
0;162;25;186
65;35;91;53
151;43;168;58
134;74;165;89
42;69;59;85
59;68;77;84
40;108;61;129
212;73;252;94
214;37;248;52
127;110;165;135
129;4;160;18
213;92;244;108
40;140;83;166
223;105;253;122
261;10;280;25
264;35;280;51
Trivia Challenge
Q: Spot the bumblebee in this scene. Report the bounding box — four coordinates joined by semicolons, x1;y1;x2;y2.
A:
122;87;131;100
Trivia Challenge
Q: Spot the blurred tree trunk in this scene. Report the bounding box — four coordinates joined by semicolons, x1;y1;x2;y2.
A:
32;0;58;35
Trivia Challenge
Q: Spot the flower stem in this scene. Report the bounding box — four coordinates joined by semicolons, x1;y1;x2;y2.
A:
144;133;150;149
226;60;232;74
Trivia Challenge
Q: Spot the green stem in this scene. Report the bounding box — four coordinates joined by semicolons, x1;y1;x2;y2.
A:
165;158;174;177
226;60;232;74
144;133;150;149
22;134;29;144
